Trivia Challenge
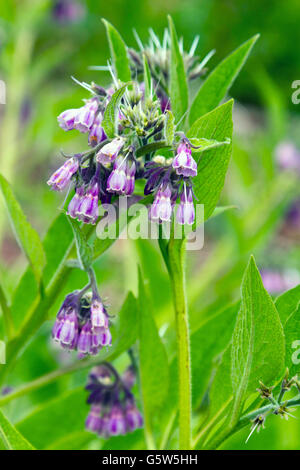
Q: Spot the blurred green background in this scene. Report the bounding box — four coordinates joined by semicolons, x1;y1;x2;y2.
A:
0;0;299;450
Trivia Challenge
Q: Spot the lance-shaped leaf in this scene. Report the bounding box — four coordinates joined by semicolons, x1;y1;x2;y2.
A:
0;174;45;283
189;35;259;125
168;16;188;123
275;284;300;324
102;19;131;82
0;409;35;450
164;110;175;146
231;256;285;416
187;100;233;221
102;83;130;138
191;302;238;407
143;54;152;100
138;269;169;433
67;216;92;271
16;388;88;449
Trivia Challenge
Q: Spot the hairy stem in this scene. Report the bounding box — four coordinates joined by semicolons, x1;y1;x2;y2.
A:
168;237;191;450
205;394;300;449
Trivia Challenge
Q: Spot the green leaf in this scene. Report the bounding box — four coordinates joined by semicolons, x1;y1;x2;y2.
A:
275;284;300;324
207;344;233;422
191;303;238;407
189;35;259;125
16;388;88;449
108;292;138;358
138;269;169;430
283;302;300;376
168;16;188;123
231;256;285;415
102;83;129;138
210;205;237;220
0;174;46;282
0;409;35;450
102;19;131;82
187;100;233;221
67;216;92;270
143;54;152;100
164;110;175;146
136;140;170;157
189;137;231;153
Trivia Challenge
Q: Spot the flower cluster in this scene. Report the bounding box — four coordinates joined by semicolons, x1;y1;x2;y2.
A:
52;289;111;357
85;364;143;438
47;30;206;228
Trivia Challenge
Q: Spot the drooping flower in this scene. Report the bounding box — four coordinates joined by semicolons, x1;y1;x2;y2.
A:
90;297;109;332
85;364;143;438
125;161;136;196
67;186;85;219
106;157;136;196
47;157;79;191
149;184;173;222
107;405;127;436
96;137;125;165
68;178;99;224
57;98;98;133
74;98;99;133
52;292;80;351
125;402;144;432
172;141;197;177
85;405;103;433
88;113;106;147
106;157;127;194
176;185;195;225
52;288;112;356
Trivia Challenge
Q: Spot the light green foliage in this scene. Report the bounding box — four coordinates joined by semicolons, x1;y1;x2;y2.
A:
231;256;285;413
103;19;132;82
138;269;169;440
189;35;259;125
0;409;35;450
0;174;45;283
188;100;233;221
168;16;189;123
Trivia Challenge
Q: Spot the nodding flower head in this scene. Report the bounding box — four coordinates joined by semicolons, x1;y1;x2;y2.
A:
47;157;79;191
57;98;98;133
149;184;173;223
52;287;112;357
88;113;106;147
85;364;143;438
176;185;195;226
96;137;125;165
67;178;99;225
172;141;197;177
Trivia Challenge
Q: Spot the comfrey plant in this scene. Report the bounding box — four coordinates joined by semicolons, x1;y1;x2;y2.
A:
0;18;300;452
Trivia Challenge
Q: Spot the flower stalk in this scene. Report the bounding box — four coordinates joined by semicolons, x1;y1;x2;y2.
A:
167;236;192;450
